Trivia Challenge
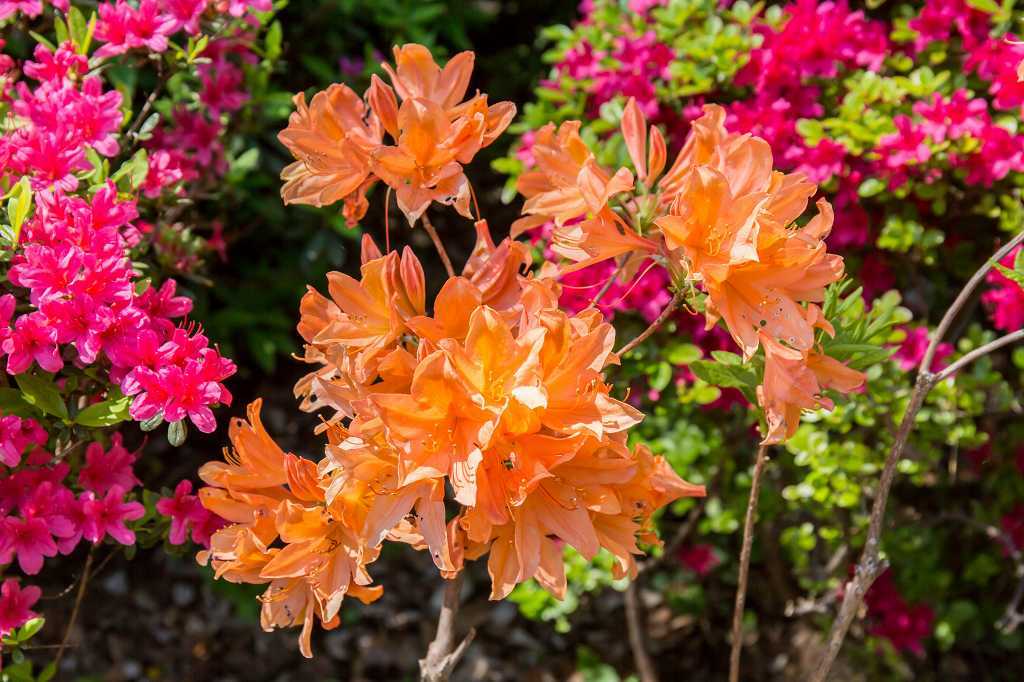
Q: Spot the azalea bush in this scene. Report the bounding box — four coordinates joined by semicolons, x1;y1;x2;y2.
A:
0;1;278;677
189;32;914;681
492;0;1024;677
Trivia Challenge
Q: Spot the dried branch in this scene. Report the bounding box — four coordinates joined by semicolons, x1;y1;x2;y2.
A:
729;443;769;682
55;547;94;670
624;581;658;682
420;213;456;278
420;572;475;682
932;329;1024;383
616;288;684;357
812;230;1024;681
591;261;624;307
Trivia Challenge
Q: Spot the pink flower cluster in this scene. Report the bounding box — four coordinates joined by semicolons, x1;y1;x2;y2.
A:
0;0;67;21
551;29;674;118
94;0;270;57
676;543;720;577
892;326;953;372
983;246;1024;333
863;569;935;656
4;185;235;432
156;480;224;546
0;416;47;469
1;43;122;192
0;439;143;575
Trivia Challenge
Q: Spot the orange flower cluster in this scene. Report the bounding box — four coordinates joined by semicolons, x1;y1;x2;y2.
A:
197;226;703;655
278;44;515;225
513;101;865;443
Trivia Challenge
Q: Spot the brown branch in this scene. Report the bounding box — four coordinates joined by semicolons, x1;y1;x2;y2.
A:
420;572;475;682
920;229;1024;371
624;581;658;682
420;213;456;279
729;443;769;682
55;547;95;670
812;230;1024;680
932;329;1024;383
616;288;684;357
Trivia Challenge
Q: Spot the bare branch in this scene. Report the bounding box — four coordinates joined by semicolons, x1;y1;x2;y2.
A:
55;547;95;670
420;572;473;682
729;443;770;682
921;230;1024;371
932;329;1024;383
616;288;684;357
624;581;658;682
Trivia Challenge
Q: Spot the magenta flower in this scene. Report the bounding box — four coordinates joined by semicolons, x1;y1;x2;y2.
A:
3;313;63;375
677;543;721;577
80;487;145;546
983;245;1024;331
892;326;953;372
0;515;58;575
78;435;141;495
156;480;224;547
0;579;41;636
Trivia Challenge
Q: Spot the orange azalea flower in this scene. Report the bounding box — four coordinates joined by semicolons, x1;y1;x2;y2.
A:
279;43;514;226
278;84;383;224
197;401;383;658
756;326;866;444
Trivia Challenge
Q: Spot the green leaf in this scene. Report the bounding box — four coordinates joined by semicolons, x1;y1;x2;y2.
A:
168;419;188;447
666;343;702;365
68;6;88;50
6;177;32;243
37;662;57;682
265;21;283;61
994;263;1024;290
0;388;35;418
74;395;131;427
710;350;743;365
15;617;44;642
689;360;757;389
857;177;886;198
14;374;68;420
966;0;1000;12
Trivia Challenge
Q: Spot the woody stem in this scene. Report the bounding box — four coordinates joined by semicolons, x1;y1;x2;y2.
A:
624;580;658;682
591;261;624;307
729;443;769;682
421;213;456;278
420;572;475;682
616;288;684;357
55;546;94;670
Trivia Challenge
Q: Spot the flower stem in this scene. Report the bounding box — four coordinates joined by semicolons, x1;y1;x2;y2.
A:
625;581;658;682
55;546;95;671
421;213;455;278
729;443;769;682
616;288;684;357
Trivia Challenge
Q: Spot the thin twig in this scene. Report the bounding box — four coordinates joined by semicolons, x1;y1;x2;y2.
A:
624;581;658;682
933;329;1024;382
729;443;769;682
55;547;95;670
420;213;456;278
616;288;684;357
920;229;1024;371
125;60;166;142
420;572;474;682
641;497;708;575
591;261;624;307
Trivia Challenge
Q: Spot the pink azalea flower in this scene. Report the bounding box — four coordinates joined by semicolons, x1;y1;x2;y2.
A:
23;42;88;83
156;480;223;547
162;0;208;35
0;515;58;574
0;416;47;469
3;313;63;375
0;579;41;636
864;569;934;656
983;245;1024;331
0;0;42;21
892;326;953;372
677;544;721;576
78;435;141;495
80;487;145;546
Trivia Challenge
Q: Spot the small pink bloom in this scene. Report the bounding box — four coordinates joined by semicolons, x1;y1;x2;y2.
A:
78;435;141;495
80;486;145;546
0;579;41;636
